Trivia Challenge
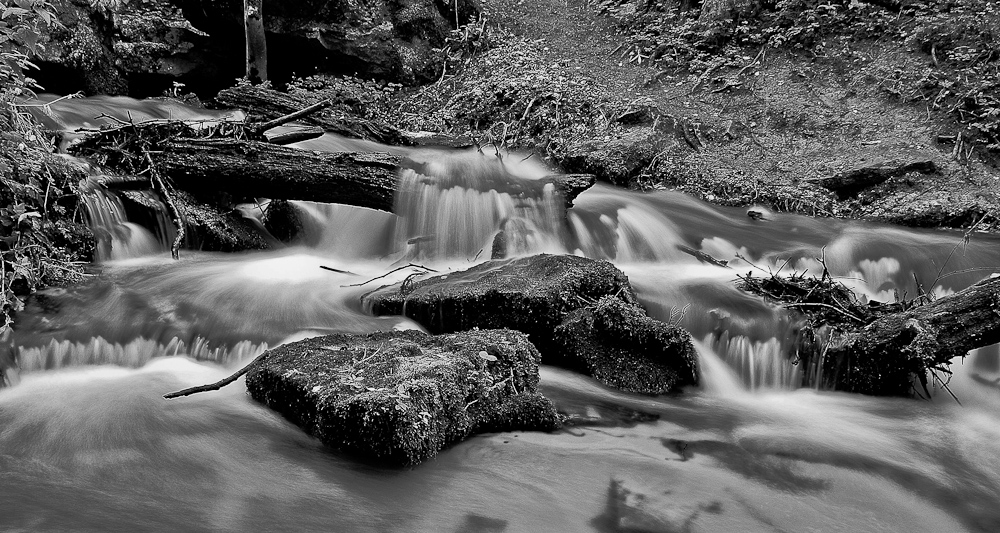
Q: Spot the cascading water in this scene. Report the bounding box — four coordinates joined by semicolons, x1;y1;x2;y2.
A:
78;183;172;261
4;96;1000;532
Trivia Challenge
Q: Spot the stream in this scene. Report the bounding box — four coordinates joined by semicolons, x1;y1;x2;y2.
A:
3;95;1000;532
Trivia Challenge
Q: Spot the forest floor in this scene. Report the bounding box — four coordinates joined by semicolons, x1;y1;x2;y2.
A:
390;0;1000;231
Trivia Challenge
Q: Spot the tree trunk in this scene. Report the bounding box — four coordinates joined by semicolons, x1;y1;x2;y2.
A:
244;0;268;83
154;139;400;211
820;276;1000;396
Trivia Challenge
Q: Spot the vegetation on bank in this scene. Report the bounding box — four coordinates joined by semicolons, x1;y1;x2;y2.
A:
599;0;1000;160
0;1;91;331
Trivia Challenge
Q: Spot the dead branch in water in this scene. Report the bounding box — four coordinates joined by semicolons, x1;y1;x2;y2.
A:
343;263;439;288
144;151;185;260
164;351;269;399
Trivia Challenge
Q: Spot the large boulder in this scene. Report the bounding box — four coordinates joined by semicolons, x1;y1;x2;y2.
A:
363;254;639;356
364;254;699;394
245;329;559;466
554;296;698;394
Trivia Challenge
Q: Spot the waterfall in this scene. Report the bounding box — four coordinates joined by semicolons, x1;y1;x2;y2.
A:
78;184;171;261
17;336;266;371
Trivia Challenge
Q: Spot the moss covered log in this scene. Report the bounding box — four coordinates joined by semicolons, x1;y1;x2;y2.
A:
245;329;560;466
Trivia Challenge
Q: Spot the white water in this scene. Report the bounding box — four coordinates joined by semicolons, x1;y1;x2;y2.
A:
3;96;1000;532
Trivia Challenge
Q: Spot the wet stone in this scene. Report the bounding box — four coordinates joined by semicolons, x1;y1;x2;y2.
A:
245;329;559;467
363;254;639;357
364;254;697;394
553;296;698;394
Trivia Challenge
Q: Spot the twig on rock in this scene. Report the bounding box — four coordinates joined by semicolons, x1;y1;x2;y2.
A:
344;263;439;287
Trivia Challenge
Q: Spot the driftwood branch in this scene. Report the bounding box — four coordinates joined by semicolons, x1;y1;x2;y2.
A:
164;351;269;399
253;99;332;136
91;133;593;211
264;126;326;145
676;244;730;268
144;151;185;260
344;263;438;288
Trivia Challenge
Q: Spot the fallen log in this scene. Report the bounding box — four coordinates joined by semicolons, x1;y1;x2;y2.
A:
155;138;400;211
821;276;1000;396
77;124;595;212
215;85;412;146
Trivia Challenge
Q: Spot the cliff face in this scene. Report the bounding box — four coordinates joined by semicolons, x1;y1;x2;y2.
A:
34;0;483;95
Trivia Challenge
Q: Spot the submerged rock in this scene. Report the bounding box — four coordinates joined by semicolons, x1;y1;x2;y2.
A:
554;297;698;394
245;329;559;466
364;254;698;394
594;478;707;533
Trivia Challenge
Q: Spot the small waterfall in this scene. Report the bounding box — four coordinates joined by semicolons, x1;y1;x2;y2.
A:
24;95;1000;401
693;339;746;396
706;332;801;390
17;336;267;371
391;151;566;260
78;185;169;261
291;201;397;258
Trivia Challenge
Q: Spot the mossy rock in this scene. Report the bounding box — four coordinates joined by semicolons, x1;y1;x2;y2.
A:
553;296;698;394
558;127;668;187
362;254;638;357
245;329;559;466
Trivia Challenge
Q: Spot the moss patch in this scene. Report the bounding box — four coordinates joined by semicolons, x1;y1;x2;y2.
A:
554;296;698;394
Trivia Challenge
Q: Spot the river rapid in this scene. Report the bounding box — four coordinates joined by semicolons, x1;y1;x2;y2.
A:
3;96;1000;532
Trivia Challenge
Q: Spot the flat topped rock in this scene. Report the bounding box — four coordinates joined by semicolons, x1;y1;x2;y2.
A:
245;329;559;466
363;254;638;355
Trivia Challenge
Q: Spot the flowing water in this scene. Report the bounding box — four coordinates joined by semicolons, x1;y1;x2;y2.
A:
3;96;1000;532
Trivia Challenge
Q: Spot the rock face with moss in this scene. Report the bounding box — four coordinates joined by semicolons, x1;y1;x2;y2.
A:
37;0;215;94
554;296;697;394
171;0;481;85
245;329;559;466
364;254;699;394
